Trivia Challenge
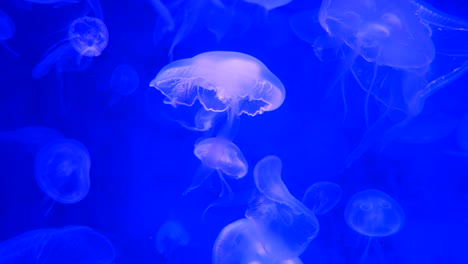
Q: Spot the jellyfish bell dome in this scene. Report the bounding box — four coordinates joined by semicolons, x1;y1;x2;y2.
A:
344;189;404;237
35;138;91;204
194;137;248;179
150;51;285;117
68;16;109;57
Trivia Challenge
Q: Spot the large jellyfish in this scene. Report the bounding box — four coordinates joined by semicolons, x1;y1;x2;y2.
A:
344;189;404;263
316;0;468;165
245;156;320;260
0;225;116;263
155;220;189;262
108;64;140;107
213;218;303;264
34;138;91;213
150;51;285;139
0;9;18;57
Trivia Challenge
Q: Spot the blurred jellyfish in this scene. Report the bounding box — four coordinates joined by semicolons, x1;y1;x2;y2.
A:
245;156;319;260
34;138;91;214
243;0;293;11
0;9;18;57
25;0;103;18
108;64;140;107
0;126;64;153
302;181;343;215
188;137;247;216
213;218;304;264
316;0;468;165
156;220;189;262
0;225;116;263
344;189;404;263
150;0;175;40
150;51;285;139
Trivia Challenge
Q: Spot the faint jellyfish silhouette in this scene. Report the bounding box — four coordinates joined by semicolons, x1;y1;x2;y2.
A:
344;189;404;263
245;156;320;260
156;220;189;262
188;137;248;216
0;9;18;57
150;0;175;44
150;51;285;140
243;0;293;12
25;0;103;17
108;64;140;107
34;138;91;214
0;126;64;153
316;0;468;166
0;225;117;263
213;218;304;264
302;181;343;215
32;16;108;115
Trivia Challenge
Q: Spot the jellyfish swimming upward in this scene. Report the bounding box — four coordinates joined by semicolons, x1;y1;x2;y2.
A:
316;0;468;165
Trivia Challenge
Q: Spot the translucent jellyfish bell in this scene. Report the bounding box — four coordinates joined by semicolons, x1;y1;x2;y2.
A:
150;51;285;139
213;218;304;264
246;156;319;260
344;189;404;263
35;138;91;205
0;9;18;57
108;64;140;107
156;221;189;261
243;0;293;11
316;0;468;165
302;181;343;215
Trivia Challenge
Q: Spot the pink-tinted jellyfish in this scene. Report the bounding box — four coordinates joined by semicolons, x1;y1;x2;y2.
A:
344;189;404;263
316;0;468;165
245;156;319;260
213;218;303;264
34;138;91;209
0;226;116;263
150;51;285;140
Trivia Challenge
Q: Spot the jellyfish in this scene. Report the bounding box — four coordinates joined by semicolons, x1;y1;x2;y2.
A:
245;156;320;260
316;0;468;165
155;220;189;262
344;189;404;263
213;218;304;264
150;51;285;140
34;138;91;214
187;137;248;216
0;225;116;263
108;64;140;107
302;181;343;215
0;9;18;57
0;126;64;153
243;0;293;12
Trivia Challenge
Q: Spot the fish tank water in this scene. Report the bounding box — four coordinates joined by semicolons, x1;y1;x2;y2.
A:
0;0;468;263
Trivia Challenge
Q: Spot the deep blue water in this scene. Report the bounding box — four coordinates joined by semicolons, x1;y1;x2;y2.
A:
1;0;468;263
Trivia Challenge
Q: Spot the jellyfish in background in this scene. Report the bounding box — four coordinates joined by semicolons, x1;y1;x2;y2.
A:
245;155;320;260
0;226;117;263
25;0;104;19
0;9;18;57
315;0;468;165
243;0;293;11
156;220;189;262
34;138;91;214
302;181;343;215
344;189;404;263
108;64;140;107
0;126;64;153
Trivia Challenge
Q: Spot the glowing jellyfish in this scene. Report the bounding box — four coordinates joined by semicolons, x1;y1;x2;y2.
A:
302;181;343;215
0;226;116;263
150;51;285;139
0;9;18;57
34;138;91;207
213;218;304;264
243;0;293;11
316;0;468;165
344;189;404;263
245;156;319;260
108;64;140;106
156;220;189;261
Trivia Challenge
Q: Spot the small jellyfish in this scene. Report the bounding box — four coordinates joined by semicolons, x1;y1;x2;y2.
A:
316;0;468;166
245;156;319;260
302;181;343;215
34;138;91;211
0;9;18;57
0;225;116;263
187;137;248;215
344;189;404;263
155;220;189;262
108;64;140;107
213;218;304;264
150;51;285;140
243;0;293;11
